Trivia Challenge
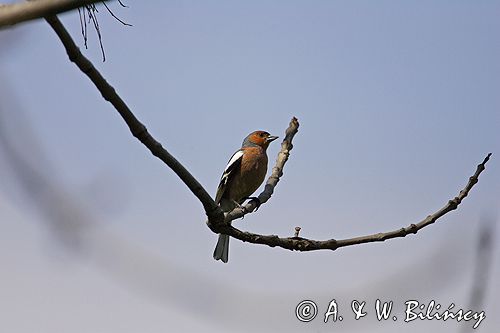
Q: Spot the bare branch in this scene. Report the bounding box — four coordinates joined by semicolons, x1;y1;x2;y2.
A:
0;0;110;28
215;153;492;251
45;15;224;224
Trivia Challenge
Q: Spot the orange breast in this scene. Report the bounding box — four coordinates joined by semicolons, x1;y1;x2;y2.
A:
226;147;268;203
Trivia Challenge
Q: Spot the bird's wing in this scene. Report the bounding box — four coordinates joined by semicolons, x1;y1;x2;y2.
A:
215;150;244;204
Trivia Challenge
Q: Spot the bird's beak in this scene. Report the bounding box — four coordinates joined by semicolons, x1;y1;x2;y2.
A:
266;135;279;143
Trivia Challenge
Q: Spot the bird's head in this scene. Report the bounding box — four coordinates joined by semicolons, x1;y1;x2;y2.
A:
242;130;279;149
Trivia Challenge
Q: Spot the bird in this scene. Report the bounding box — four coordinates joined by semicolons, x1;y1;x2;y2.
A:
213;130;279;263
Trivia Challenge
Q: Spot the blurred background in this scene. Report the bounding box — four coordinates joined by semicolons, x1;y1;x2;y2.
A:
0;1;498;332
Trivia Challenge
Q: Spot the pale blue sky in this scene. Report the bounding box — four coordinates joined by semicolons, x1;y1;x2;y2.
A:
1;1;499;332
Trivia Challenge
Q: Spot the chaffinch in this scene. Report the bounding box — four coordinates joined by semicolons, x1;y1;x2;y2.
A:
213;130;279;263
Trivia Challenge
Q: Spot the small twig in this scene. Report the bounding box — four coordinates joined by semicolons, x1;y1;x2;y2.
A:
102;1;132;26
77;8;85;46
77;2;132;61
294;227;301;238
117;0;128;8
83;4;106;61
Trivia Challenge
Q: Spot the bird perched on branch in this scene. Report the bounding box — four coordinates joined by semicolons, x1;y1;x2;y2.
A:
213;130;279;263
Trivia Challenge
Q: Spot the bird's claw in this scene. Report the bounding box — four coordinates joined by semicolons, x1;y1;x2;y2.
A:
246;197;261;212
231;200;246;218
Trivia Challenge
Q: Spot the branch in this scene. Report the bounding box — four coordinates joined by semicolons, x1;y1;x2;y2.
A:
215;153;492;251
0;0;109;28
45;15;224;225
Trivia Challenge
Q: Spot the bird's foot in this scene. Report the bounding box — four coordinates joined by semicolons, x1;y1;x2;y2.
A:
231;200;246;218
245;197;261;212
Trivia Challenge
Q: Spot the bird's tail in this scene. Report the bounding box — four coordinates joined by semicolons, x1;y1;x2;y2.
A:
213;234;230;263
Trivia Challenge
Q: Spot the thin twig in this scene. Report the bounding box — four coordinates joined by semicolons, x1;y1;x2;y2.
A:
77;2;131;61
102;1;132;26
84;4;106;61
